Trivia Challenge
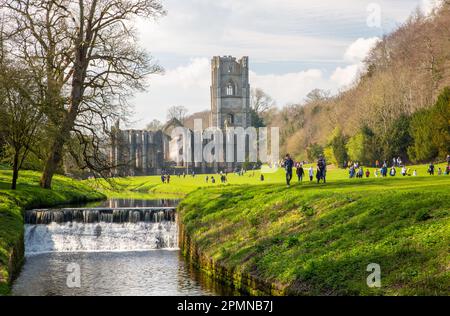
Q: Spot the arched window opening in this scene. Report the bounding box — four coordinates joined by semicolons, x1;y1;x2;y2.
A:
226;82;234;96
228;113;234;125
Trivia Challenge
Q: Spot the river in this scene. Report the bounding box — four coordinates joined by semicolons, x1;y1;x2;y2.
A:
12;199;237;296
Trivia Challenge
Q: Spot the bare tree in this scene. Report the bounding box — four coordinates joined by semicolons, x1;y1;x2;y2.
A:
251;88;275;114
304;89;331;103
1;0;165;188
166;105;188;123
146;119;163;131
0;33;44;189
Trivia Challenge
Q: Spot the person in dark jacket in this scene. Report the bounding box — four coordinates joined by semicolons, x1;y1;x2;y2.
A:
296;164;305;182
282;154;294;187
317;155;327;183
428;162;435;175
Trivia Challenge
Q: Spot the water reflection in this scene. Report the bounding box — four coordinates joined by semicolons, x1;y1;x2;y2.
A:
13;251;238;296
15;198;241;296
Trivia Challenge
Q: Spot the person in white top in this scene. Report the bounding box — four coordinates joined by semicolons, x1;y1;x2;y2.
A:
309;166;314;181
401;166;407;176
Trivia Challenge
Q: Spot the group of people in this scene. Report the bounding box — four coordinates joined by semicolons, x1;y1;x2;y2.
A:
160;154;450;186
282;154;326;187
347;156;450;179
427;161;450;176
205;171;228;184
160;173;171;183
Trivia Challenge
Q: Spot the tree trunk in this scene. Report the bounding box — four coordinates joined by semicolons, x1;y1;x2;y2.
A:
39;106;79;189
11;151;19;190
39;129;67;189
40;30;86;189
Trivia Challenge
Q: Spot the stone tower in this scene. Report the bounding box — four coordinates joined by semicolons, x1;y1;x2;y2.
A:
210;56;251;129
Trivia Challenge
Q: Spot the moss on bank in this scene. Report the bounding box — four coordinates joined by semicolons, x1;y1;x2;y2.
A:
0;170;105;295
178;176;450;295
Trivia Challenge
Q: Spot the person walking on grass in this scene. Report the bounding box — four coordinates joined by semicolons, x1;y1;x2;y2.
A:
357;167;364;178
309;166;314;181
390;166;396;177
428;162;435;175
365;169;370;178
282;154;294;187
382;162;388;177
401;166;407;176
296;163;305;183
349;165;355;178
317;155;327;183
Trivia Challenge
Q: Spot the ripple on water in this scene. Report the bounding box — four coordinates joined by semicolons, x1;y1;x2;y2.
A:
12;250;237;296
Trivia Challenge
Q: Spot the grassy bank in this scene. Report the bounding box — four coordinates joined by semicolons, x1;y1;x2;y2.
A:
178;174;450;295
0;170;105;295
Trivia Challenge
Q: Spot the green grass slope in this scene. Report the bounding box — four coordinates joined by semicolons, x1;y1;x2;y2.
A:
0;170;105;295
88;163;447;199
179;174;450;295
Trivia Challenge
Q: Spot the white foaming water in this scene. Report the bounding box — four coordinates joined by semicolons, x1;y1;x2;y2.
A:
25;221;178;255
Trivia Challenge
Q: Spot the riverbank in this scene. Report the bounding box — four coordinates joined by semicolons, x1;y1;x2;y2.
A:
178;176;450;295
0;170;105;295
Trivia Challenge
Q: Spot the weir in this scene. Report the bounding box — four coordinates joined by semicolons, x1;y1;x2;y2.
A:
25;207;176;224
24;207;178;255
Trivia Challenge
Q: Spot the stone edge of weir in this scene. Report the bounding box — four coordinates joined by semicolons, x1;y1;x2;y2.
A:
178;220;287;296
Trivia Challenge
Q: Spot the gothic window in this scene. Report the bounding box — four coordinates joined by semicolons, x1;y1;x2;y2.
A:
226;81;234;96
228;114;234;124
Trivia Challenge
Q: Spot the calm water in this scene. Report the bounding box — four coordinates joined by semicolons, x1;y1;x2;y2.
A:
12;199;238;296
12;251;235;296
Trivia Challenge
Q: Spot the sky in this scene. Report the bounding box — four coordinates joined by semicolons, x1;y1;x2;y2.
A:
128;0;441;129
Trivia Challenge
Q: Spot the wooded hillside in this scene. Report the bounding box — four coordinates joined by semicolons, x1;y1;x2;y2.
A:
266;4;450;165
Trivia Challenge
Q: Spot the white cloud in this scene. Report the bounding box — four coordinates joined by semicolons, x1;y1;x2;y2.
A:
250;69;333;106
344;37;381;63
130;36;383;128
331;37;380;87
137;0;421;64
330;64;360;87
252;37;380;105
128;1;423;128
128;58;211;128
421;0;443;15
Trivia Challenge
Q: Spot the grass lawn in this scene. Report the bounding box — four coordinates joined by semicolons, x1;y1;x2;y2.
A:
176;164;450;295
0;162;448;295
88;163;448;198
0;169;105;295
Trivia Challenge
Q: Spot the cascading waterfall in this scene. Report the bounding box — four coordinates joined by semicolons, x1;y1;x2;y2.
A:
24;208;178;255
